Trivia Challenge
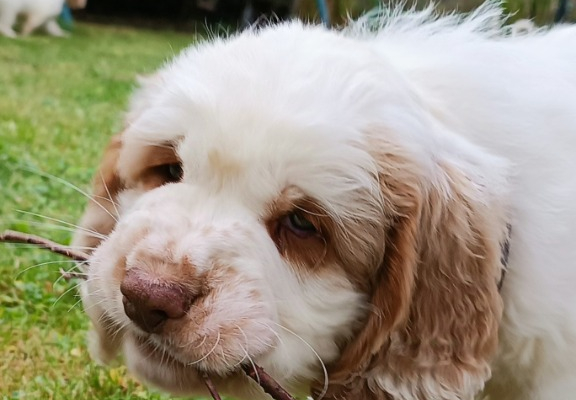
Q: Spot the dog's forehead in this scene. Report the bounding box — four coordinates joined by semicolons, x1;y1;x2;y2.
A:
124;23;401;149
171;107;375;209
120;25;387;213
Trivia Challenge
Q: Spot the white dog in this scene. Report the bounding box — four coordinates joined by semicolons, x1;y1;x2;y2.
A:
0;0;83;37
73;3;576;400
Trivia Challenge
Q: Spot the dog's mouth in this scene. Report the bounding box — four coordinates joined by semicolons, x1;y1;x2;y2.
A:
126;332;246;398
135;329;235;374
128;332;298;400
120;303;266;376
132;333;218;372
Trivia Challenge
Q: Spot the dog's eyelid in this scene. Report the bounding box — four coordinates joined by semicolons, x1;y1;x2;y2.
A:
125;142;185;189
281;211;318;238
134;142;182;174
144;156;182;170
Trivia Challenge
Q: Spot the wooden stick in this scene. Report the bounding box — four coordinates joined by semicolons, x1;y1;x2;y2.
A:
202;373;223;400
59;267;88;281
242;364;297;400
1;229;298;400
1;230;89;262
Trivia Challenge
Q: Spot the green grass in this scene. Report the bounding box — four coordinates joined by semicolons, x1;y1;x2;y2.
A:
0;23;211;400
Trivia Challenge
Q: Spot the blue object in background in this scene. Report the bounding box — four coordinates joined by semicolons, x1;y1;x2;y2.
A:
59;4;74;29
316;0;330;26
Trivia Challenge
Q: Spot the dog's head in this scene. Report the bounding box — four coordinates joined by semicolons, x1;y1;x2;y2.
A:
75;23;509;400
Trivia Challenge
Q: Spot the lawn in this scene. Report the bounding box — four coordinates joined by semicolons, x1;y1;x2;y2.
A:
0;23;214;400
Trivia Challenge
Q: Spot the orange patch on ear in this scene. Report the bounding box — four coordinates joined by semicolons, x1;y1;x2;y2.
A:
315;133;506;400
315;175;421;400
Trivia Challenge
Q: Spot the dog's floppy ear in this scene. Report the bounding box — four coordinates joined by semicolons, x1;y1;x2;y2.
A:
72;134;124;252
316;136;507;400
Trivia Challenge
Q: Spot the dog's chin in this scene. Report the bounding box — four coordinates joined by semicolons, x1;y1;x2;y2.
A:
123;333;252;397
107;327;310;399
131;332;210;371
123;318;274;374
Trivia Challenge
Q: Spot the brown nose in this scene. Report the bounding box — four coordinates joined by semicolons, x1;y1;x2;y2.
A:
120;269;192;333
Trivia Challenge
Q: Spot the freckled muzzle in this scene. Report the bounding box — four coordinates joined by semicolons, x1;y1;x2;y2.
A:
102;217;279;377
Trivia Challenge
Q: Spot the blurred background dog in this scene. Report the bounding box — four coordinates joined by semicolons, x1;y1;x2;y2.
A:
0;0;86;37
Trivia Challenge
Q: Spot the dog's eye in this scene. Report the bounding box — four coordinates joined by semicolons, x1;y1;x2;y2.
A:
156;163;183;183
282;212;317;238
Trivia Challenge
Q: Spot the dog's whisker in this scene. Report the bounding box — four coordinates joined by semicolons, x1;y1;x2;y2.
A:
178;331;208;350
68;295;87;312
14;210;107;240
18;167;119;223
232;325;271;371
3;218;108;240
253;321;283;349
271;321;329;399
98;172;121;218
90;193;120;207
111;321;130;342
14;259;79;279
231;349;249;369
51;279;85;308
54;264;89;286
187;331;221;366
245;351;261;386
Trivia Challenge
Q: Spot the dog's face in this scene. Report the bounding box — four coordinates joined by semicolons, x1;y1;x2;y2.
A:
76;23;509;400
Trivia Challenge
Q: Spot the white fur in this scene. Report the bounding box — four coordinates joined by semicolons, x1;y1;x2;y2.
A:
0;0;67;37
78;3;576;400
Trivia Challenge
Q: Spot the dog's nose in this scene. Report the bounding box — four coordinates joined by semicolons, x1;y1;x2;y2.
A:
120;269;192;333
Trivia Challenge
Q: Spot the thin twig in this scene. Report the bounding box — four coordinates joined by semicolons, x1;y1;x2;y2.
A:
242;364;297;400
59;267;88;280
1;230;89;262
202;373;223;400
1;229;299;400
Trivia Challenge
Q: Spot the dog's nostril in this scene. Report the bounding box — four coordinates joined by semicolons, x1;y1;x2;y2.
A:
121;297;171;333
120;269;192;333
